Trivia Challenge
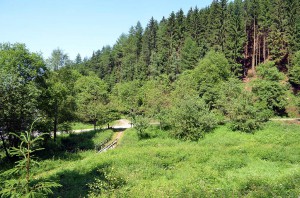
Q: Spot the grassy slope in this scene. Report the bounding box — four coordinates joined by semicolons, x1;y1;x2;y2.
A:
33;122;300;197
71;122;95;130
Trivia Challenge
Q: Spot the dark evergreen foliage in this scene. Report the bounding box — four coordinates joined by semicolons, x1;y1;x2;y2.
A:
79;0;300;83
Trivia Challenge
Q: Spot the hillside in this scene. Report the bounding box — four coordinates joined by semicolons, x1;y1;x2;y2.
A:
1;0;300;197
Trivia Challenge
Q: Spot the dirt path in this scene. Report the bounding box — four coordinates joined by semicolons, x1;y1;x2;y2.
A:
270;118;300;121
115;131;124;139
270;118;300;125
112;119;132;129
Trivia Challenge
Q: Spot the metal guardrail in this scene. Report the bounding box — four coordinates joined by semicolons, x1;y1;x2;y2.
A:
94;138;111;151
98;138;119;153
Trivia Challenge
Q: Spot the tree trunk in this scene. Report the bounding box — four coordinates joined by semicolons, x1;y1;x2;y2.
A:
107;123;110;129
53;100;58;141
263;33;266;62
252;19;256;75
258;34;261;65
244;43;247;77
94;119;96;131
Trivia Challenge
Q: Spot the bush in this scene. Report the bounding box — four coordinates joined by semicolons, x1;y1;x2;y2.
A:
256;61;284;81
252;80;287;115
58;122;72;133
88;167;126;197
168;96;218;141
289;51;300;86
229;99;272;132
217;79;272;132
134;116;150;139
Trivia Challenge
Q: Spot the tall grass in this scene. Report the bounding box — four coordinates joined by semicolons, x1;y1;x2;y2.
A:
2;122;300;197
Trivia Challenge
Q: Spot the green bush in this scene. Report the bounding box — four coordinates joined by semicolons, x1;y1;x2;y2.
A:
168;96;218;140
217;79;272;132
252;80;287;115
289;51;300;86
88;167;126;197
256;61;284;81
134;116;150;139
58;122;73;133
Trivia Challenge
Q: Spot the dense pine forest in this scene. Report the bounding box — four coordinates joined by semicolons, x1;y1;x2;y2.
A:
1;0;300;197
82;0;300;83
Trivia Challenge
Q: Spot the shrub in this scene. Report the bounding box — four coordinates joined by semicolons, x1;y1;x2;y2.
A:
88;167;126;197
58;121;72;133
134;116;150;139
168;96;218;141
228;99;272;132
256;61;284;81
289;51;300;86
252;80;287;115
217;79;272;132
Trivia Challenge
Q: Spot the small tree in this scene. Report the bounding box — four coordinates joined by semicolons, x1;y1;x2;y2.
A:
180;37;200;70
111;80;143;123
0;121;61;197
216;79;272;132
75;75;109;130
256;61;284;81
168;96;218;141
134;116;150;139
289;51;300;87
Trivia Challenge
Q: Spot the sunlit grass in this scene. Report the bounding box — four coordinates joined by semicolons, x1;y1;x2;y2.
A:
71;122;94;130
3;122;300;197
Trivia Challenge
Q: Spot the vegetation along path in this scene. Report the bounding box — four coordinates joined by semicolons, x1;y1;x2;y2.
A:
98;119;131;152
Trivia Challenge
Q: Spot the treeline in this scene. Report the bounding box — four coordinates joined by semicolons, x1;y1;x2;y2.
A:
78;0;300;84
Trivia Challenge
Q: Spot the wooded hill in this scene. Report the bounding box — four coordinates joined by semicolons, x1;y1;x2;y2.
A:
77;0;300;85
1;1;300;196
1;0;300;154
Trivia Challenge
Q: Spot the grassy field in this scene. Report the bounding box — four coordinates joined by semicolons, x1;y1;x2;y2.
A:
71;122;95;130
71;120;119;130
1;122;300;197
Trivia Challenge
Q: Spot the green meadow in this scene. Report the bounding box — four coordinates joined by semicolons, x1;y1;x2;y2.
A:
4;121;297;197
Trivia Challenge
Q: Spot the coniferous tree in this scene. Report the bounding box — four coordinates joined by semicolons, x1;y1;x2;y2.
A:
156;18;170;74
141;17;158;67
207;0;222;51
75;53;82;64
174;9;186;52
226;0;246;76
180;37;200;70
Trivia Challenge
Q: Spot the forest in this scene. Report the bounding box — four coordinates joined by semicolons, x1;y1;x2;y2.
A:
0;0;300;197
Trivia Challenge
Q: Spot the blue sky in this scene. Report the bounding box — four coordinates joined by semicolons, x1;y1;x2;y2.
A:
0;0;212;60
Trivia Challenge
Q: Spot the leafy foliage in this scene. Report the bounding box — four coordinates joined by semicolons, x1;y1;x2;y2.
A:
111;80;143;119
217;78;272;132
88;167;126;197
0;43;46;156
252;80;287;115
168;96;218;141
256;61;284;81
134;116;150;139
75;74;109;130
193;51;231;107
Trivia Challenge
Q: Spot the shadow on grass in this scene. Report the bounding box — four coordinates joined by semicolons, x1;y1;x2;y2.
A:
111;127;129;132
48;163;111;198
36;130;105;160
